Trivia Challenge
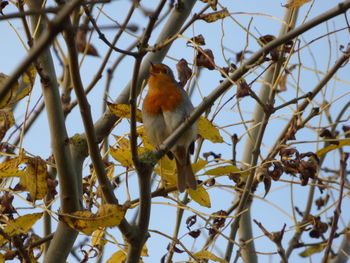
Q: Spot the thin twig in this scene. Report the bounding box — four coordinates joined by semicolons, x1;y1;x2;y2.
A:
321;153;349;263
273;92;312;112
65;3;138;115
267;43;350;160
146;3;211;52
0;0;85;99
82;4;136;57
253;220;288;263
155;1;350;162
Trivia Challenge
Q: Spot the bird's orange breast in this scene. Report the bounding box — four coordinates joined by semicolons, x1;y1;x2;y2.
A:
143;75;182;115
143;87;182;115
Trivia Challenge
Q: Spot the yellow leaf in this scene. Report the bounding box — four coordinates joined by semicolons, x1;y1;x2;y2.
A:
113;135;130;149
155;156;176;187
200;8;229;23
155;158;205;189
188;186;211;208
60;204;126;235
91;229;107;250
106;250;127;263
194;250;227;263
0;157;26;178
192;158;208;173
110;147;133;167
0;253;4;263
138;125;154;150
0;108;15;142
0;213;43;245
107;103;143;122
22;64;37;88
110;144;147;168
316;139;350;157
299;244;325;257
19;157;48;201
141;244;148;257
106;165;115;180
12;64;36;104
0;73;19;108
29;249;39;263
284;0;312;8
199;0;218;10
204;165;241;176
198;117;223;143
158;156;175;171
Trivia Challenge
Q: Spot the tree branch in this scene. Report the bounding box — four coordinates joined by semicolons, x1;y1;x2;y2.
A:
322;153;348;263
0;0;84;99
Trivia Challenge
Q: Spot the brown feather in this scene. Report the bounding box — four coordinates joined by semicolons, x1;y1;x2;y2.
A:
174;147;198;192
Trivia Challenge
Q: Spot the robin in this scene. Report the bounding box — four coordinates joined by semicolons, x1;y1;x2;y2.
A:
142;63;198;192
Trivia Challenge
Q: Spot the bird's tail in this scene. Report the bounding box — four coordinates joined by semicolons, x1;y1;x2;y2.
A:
175;154;198;193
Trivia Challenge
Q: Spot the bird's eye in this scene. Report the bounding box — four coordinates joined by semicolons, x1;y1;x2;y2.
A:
162;68;168;74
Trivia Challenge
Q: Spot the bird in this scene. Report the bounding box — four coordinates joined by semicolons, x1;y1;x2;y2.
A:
142;63;198;192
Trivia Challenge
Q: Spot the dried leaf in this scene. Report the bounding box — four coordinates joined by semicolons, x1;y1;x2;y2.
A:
203;151;222;161
258;35;276;46
60;204;126;235
0;108;14;142
196;49;215;70
0;157;26;178
91;229;107;250
0;1;8;14
221;63;237;78
263;176;271;197
176;59;192;88
284;0;312;8
199;8;229;23
0;193;16;215
189;229;201;238
186;215;197;228
235;50;252;63
107;103;143;122
199;0;218;10
188;186;211;208
198;116;223;143
14;65;37;103
236;79;250;98
17;157;48;201
0;213;43;246
285;116;298;140
76;29;99;57
188;34;206;46
193;250;228;263
0;73;19;108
